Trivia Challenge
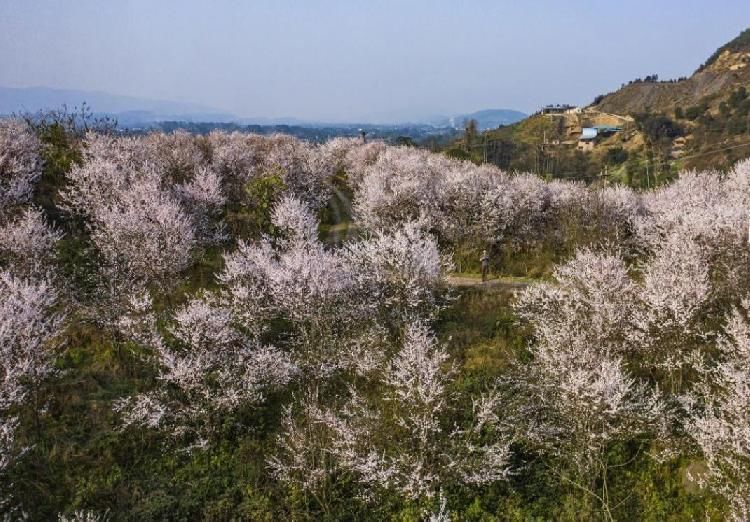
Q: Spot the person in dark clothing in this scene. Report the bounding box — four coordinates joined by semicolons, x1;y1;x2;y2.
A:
480;250;490;282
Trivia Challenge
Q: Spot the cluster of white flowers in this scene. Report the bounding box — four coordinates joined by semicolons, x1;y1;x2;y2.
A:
0;207;62;279
514;250;668;477
684;299;750;520
500;160;750;518
207;131;334;209
269;321;510;506
116;194;451;452
348;145;648;256
0;272;63;473
62;135;197;293
115;292;297;449
0;121;65;494
0;119;42;208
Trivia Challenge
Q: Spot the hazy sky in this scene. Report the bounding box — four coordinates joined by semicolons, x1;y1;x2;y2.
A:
1;1;749;122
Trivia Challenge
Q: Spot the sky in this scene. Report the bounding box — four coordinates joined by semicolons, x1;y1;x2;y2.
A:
1;1;749;123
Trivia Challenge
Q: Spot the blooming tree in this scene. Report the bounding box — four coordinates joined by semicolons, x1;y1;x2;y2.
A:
115;292;297;449
344;219;452;324
512;249;668;519
0;119;42;209
270;321;510;512
0;207;62;278
175;166;226;243
62;138;197;301
0;271;63;475
685;299;750;520
145;130;205;181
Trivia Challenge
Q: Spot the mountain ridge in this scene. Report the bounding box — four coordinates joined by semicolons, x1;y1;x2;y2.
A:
0;85;526;130
592;29;750;116
0;85;237;123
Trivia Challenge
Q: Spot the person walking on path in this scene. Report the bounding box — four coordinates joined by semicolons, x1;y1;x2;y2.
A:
480;250;490;282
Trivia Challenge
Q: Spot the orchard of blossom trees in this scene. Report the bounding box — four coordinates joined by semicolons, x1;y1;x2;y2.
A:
3;114;750;519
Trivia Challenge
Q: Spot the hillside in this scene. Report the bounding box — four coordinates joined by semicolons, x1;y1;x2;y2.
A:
454;28;750;185
593;28;750;115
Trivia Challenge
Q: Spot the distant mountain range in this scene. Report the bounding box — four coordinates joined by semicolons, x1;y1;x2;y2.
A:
0;86;236;126
0;85;527;130
430;109;528;130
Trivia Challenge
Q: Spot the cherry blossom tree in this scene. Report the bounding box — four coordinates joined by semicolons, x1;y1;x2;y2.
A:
270;321;510;512
433;162;505;245
633;233;713;391
88;173;196;287
637;169;746;257
264;134;333;209
175;166;226;244
145;130;205;181
62;138;197;298
115;292;297;449
0;271;63;475
0;207;62;278
317;137;386;186
352;147;451;231
0;119;42;209
206;131;266;192
218;196;449;377
206;131;334;210
515;249;640;359
479;173;551;251
512;249;668;519
220;197;376;377
344;219;452;324
684;299;750;520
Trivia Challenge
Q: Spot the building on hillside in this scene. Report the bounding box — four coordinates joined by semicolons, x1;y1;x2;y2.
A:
542;104;577;115
592;125;623;136
577;127;597;152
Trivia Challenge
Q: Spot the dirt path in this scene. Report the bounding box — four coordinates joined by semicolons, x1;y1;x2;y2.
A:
446;275;532;291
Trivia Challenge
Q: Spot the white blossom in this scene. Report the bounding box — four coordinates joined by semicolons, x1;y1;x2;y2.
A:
0;271;63;472
684;299;750;520
0;207;62;278
0;119;42;208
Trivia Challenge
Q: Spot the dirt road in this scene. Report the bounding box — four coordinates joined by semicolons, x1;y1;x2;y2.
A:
446;275;532;292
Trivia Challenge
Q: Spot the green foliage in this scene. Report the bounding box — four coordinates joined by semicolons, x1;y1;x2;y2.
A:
225;174;286;240
465;118;479;151
729;86;748;108
636;113;684;141
445;147;472;161
605;147;629;165
395;136;417;147
685;105;705;121
728;115;748;135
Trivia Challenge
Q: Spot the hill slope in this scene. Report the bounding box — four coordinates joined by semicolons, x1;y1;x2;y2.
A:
456;28;750;184
593;31;750;116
